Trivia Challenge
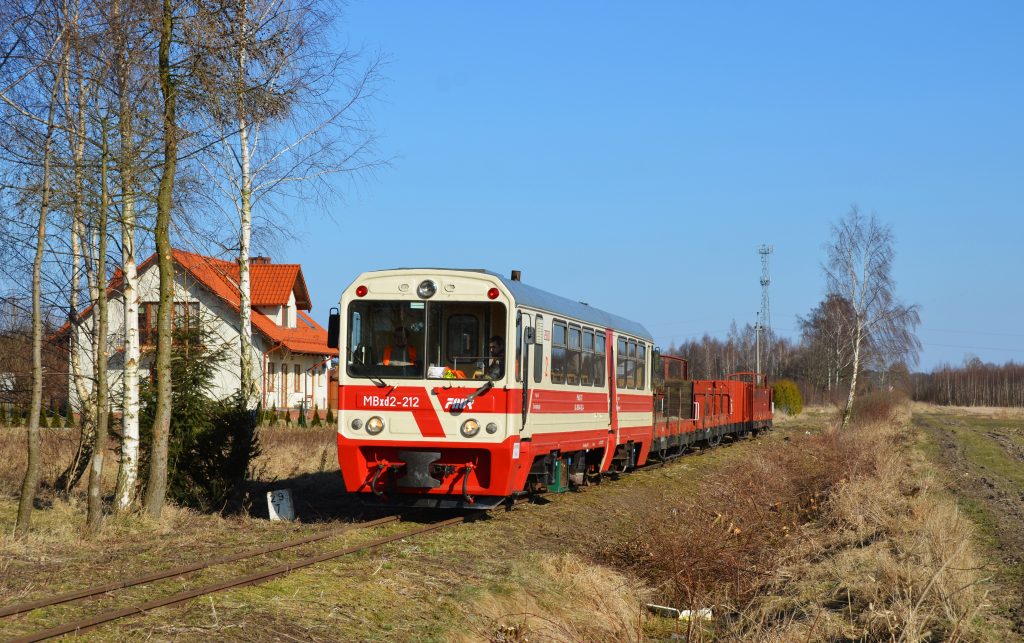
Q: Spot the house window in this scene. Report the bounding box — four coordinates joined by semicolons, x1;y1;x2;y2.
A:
281;364;288;398
138;301;200;346
293;364;300;393
268;363;276;392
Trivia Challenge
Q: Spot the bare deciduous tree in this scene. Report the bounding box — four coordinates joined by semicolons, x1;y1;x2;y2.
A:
824;206;920;428
143;0;181;519
190;0;382;408
0;0;71;536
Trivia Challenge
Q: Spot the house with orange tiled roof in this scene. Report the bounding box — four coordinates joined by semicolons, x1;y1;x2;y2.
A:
68;249;337;414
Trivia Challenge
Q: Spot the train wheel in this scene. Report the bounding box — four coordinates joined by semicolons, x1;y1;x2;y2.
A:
707;432;722;448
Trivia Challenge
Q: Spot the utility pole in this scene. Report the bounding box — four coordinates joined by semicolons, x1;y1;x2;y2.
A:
757;244;773;376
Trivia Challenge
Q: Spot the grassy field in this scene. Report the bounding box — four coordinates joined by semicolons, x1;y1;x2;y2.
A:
913;403;1024;635
0;402;1015;641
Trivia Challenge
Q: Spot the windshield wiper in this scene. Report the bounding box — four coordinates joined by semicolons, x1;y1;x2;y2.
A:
466;380;493;404
370;375;387;388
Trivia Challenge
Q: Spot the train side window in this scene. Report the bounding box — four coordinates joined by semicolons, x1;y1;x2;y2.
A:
582;329;594;386
533;315;544;384
637;343;647;390
627;339;637;389
616;337;627;389
551;320;567;385
595;332;606;387
567;326;582;386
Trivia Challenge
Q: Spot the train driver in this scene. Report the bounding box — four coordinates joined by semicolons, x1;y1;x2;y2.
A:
381;327;417;366
485;335;505;379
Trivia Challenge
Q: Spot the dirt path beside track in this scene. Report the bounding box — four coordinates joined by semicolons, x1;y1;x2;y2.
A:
914;405;1024;634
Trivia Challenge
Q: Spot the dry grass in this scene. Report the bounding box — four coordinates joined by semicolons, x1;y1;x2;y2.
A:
457;553;649;643
0;426;98;496
250;427;337;481
592;395;992;641
910;401;1024;419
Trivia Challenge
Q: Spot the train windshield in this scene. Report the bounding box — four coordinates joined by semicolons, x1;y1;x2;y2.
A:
346;300;507;381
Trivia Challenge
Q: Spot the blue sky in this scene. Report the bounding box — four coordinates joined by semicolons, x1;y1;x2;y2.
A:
271;1;1024;372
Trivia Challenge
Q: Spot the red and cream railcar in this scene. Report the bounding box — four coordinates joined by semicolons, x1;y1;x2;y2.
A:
327;269;771;509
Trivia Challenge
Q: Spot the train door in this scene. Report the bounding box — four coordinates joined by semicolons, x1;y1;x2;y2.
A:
518;310;532;432
609;332;619;432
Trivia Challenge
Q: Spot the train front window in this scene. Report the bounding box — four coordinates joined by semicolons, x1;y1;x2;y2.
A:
345;299;506;381
347;301;427;378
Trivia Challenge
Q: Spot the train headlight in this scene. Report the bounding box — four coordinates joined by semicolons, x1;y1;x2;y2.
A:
485;422;498;434
365;416;385;435
460;419;481;438
417;280;437;299
351;418;363;431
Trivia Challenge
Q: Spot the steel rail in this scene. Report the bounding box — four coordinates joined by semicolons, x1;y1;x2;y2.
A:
8;516;466;643
0;515;399;619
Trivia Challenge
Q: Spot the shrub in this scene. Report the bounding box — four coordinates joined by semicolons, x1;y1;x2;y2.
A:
773;378;804;416
325;408;335;425
139;324;260;513
850;389;905;427
310;405;322;427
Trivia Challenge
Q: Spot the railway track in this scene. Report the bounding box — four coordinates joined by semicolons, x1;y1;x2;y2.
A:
2;514;466;642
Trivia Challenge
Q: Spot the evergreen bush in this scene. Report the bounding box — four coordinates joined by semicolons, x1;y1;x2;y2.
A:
139;323;260;513
772;379;804;416
325;408;334;425
310;404;322;427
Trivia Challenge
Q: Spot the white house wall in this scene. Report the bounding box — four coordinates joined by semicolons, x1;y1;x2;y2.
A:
69;263;330;414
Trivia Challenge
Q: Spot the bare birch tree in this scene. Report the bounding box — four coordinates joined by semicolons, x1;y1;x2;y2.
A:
824;206;921;428
0;0;70;536
190;0;381;408
108;0;150;512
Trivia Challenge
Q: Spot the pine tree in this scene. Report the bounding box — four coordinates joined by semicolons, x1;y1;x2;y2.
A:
310;404;321;427
325;408;334;425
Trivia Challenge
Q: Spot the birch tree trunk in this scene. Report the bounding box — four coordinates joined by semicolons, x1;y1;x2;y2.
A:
841;322;863;429
57;66;97;496
113;0;140;510
238;47;255;406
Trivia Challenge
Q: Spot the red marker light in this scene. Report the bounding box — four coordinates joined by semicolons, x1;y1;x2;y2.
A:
356;285;368;297
487;287;499;300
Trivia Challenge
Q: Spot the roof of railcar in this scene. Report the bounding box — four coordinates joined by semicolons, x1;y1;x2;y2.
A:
368;268;653;341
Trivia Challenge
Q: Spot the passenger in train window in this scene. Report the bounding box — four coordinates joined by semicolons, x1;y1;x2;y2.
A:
381;327;417;366
486;335;505;379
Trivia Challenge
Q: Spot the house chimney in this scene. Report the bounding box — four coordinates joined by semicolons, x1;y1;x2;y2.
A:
510;270;521;282
252;256;271;265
